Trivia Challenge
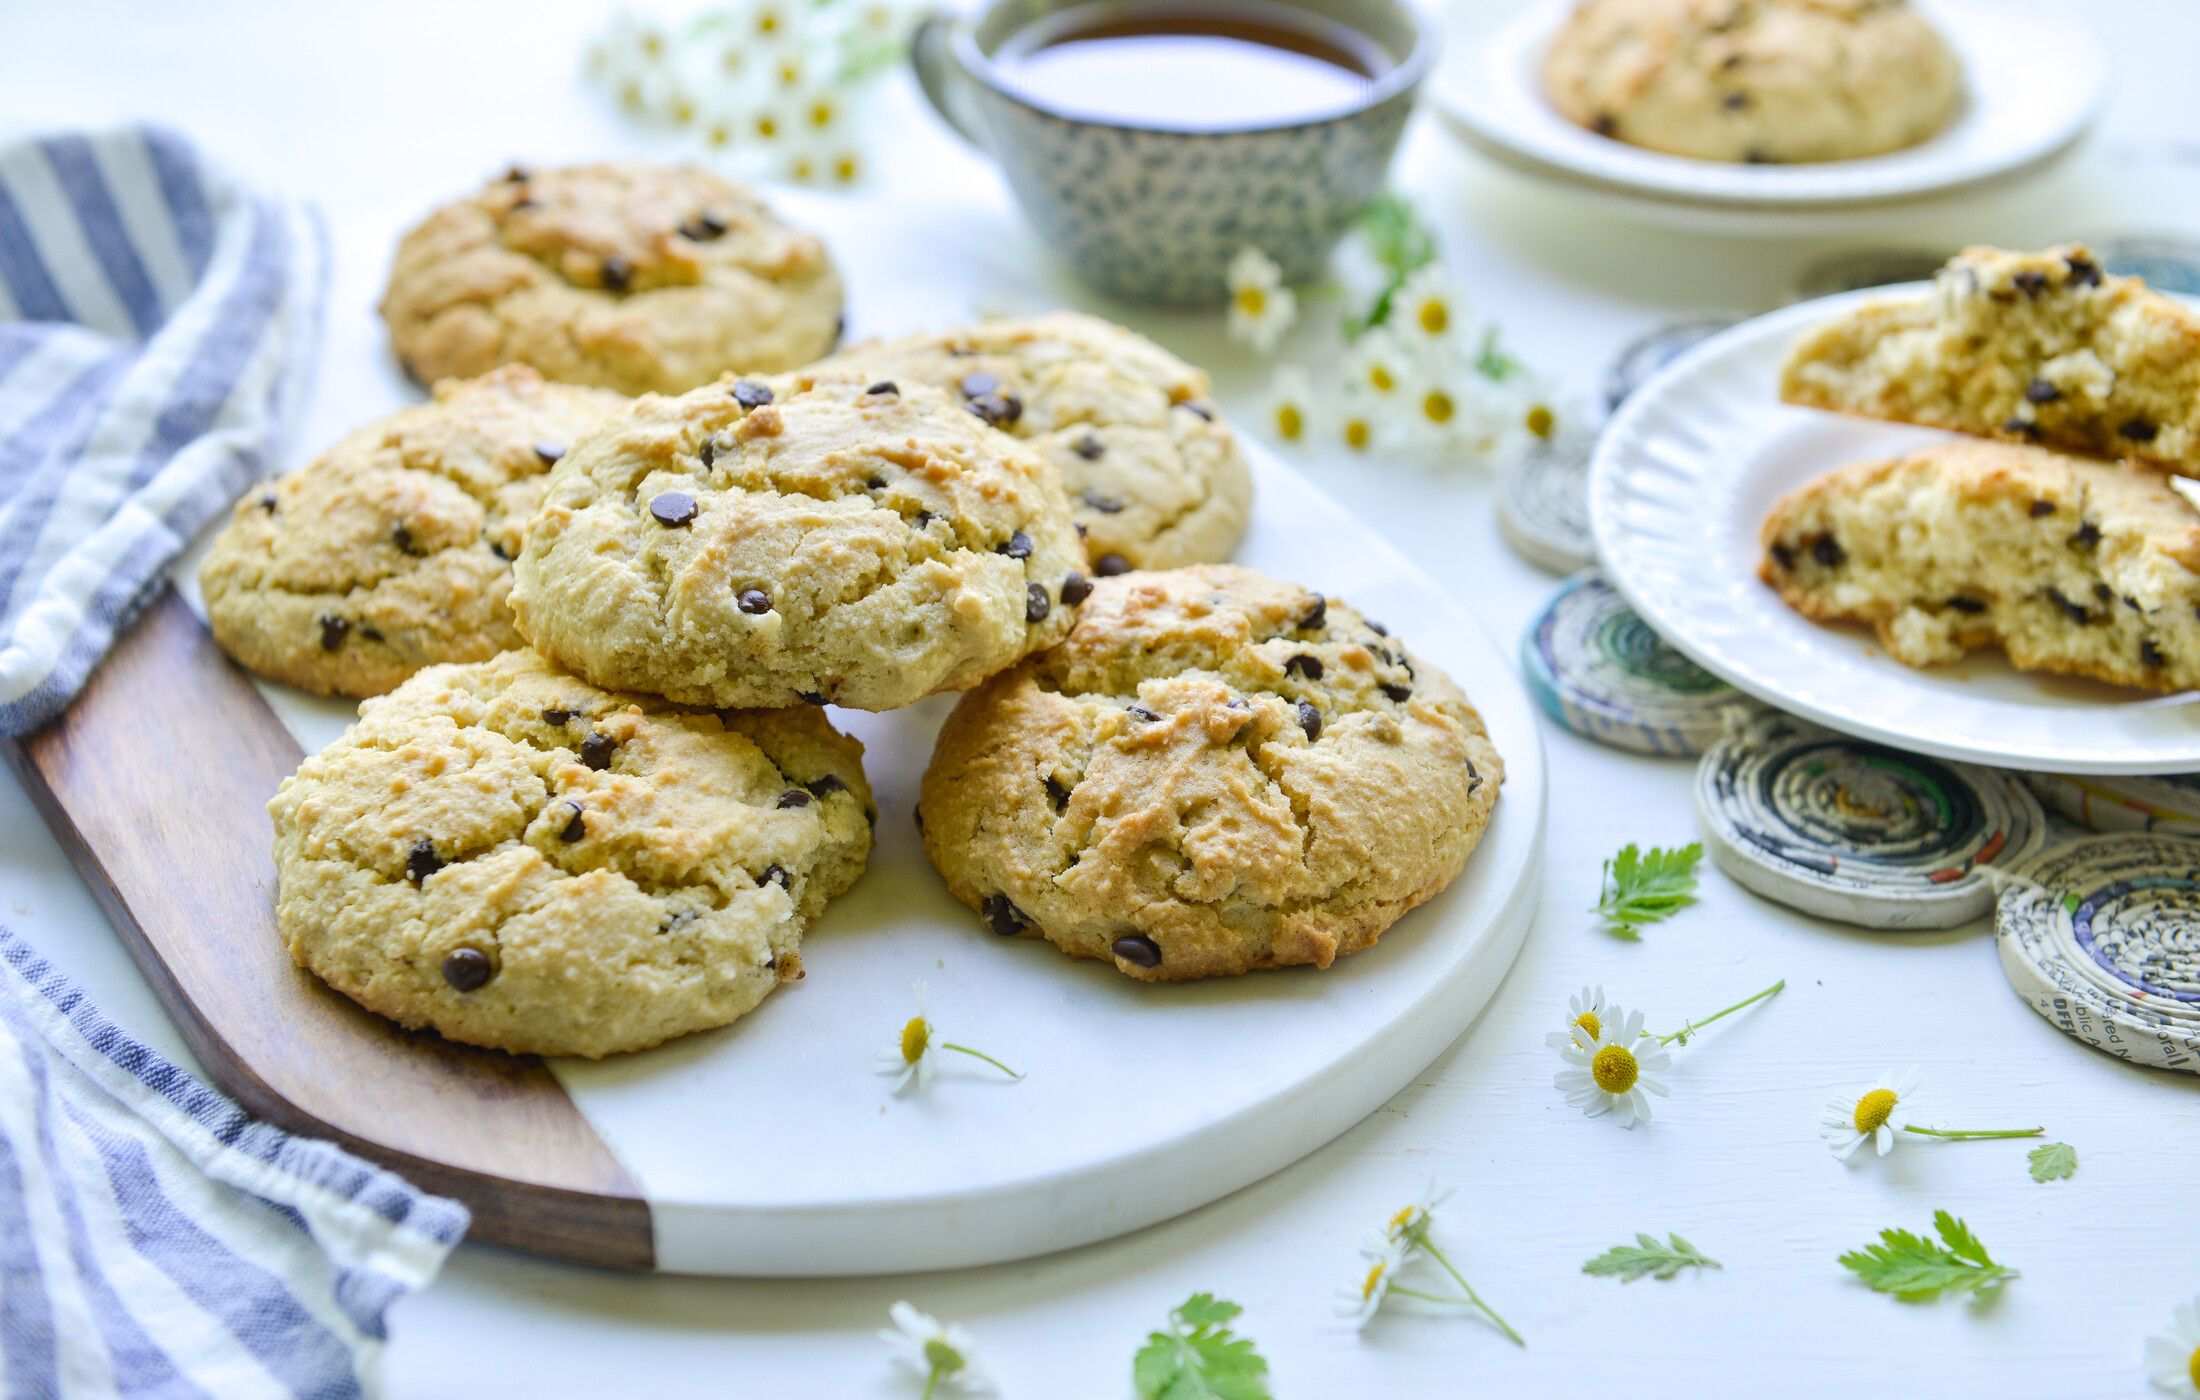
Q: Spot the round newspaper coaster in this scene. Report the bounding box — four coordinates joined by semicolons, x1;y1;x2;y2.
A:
1996;833;2200;1075
2095;235;2200;296
1498;435;1595;575
1601;316;1742;412
1696;712;2046;929
1522;570;1741;756
2023;771;2200;837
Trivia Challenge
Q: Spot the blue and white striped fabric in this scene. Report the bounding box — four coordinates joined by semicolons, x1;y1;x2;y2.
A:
0;929;468;1399
0;126;324;738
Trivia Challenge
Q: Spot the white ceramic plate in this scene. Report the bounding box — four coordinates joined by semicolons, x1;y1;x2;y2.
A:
1430;0;2107;216
215;440;1547;1276
1590;287;2200;777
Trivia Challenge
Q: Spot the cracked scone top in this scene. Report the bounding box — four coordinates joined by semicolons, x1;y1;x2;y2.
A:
1543;0;1962;164
198;366;627;698
510;371;1088;711
918;565;1505;982
812;313;1253;572
381;162;843;396
268;647;873;1058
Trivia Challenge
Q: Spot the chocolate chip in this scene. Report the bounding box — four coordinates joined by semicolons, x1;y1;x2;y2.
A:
1060;572;1092;606
2065;255;2102;287
1284;653;1322;680
738;587;772;615
1381;682;1413;703
1297;700;1322;740
968;392;1021;428
259;492;278;514
680;211;727;241
1945;595;1987;614
1743;148;1771;164
1126;704;1159;722
2095;582;2115;602
805;773;846;798
1769;542;1797;571
1044;776;1069;811
999;530;1033;559
1111;934;1162;968
1073;434;1104;460
390;522;414;554
777;789;811;809
1026;583;1051;622
600;255;633;292
2069;521;2101;550
580;732;615;769
2143;639;2168;668
2126;594;2143;612
799;690;828;705
2012;270;2047;296
1299;594;1327;629
534;441;565;464
1094;553;1132;577
762;864;790;888
2046;587;2095;624
914;511;936;530
1366;619;1389;636
2120;418;2160;443
1465;757;1483;793
865;475;885;489
1592;112;1618;136
542;707;572;725
1811;535;1846;568
2003;418;2042;439
359;627;384;643
559;802;586;842
1080;488;1123;513
441;947;492;992
982;894;1027;935
958;371;999;399
866;380;898;396
489;540;512;561
2029;499;2057;518
317;614;349;651
913;803;925;832
504;164;531;183
1722;91;1749;110
406;838;443;884
731;379;774;409
2025;378;2061;404
651;491;698;527
1176;402;1214;421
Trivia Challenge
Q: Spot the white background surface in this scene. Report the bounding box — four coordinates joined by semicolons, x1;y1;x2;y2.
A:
4;2;2199;1396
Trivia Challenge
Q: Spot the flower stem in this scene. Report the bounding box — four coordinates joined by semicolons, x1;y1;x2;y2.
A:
1411;1228;1524;1347
1902;1125;2044;1140
1658;979;1786;1046
942;1042;1023;1080
920;1368;940;1400
1389;1285;1475;1306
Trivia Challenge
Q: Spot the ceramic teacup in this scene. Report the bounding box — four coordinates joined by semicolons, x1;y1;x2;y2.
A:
912;0;1435;306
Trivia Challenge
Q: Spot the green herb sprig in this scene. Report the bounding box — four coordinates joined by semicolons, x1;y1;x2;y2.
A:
1583;1233;1722;1282
1839;1211;2017;1303
1595;842;1704;940
1133;1293;1272;1400
2028;1142;2078;1182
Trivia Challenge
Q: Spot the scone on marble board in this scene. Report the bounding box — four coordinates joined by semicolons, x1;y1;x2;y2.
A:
1782;244;2200;477
1759;439;2200;692
267;647;873;1059
918;565;1504;982
381;162;843;396
1542;0;1963;163
812;313;1253;573
198;366;627;699
510;370;1087;711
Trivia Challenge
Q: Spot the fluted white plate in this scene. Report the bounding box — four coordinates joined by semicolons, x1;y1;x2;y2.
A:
1430;0;2107;220
1589;288;2200;776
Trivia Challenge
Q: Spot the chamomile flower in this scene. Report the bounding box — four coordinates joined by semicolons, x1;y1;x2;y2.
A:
879;1302;994;1395
746;0;800;45
1336;1236;1409;1328
2145;1296;2200;1395
1544;986;1608;1052
1339;1182;1522;1343
1395;265;1462;344
1554;1006;1671;1128
1346;329;1409;401
592;11;682;120
1821;1069;1923;1160
1226;247;1297;354
1263;367;1316;445
1377;1182;1452;1249
874;984;1021;1094
1335;394;1384;454
1402;369;1467;449
789;86;846;138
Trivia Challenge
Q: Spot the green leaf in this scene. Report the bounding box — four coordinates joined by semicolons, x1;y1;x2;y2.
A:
1357;193;1436;279
1594;842;1704;939
1838;1211;2017;1303
2028;1142;2077;1182
1133;1293;1272;1400
1474;326;1525;382
1583;1232;1722;1282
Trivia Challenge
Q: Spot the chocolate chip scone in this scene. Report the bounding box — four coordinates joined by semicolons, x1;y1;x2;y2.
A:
381;163;843;396
1543;0;1962;163
510;371;1086;711
918;565;1504;982
1760;440;2200;692
813;314;1252;573
1782;245;2200;476
198;367;627;698
269;647;873;1058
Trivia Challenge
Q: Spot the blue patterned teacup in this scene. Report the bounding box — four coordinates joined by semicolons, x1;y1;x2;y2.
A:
912;0;1435;306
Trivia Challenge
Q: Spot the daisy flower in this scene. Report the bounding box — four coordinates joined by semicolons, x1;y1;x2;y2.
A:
1263;367;1316;445
1226;247;1298;354
1335;392;1384;454
879;1301;994;1396
1554;1005;1671;1128
1544;986;1607;1052
1395;265;1462;344
874;984;1021;1094
1821;1069;1922;1160
591;11;682;120
1336;1236;1408;1329
1346;329;1409;401
2146;1296;2200;1395
1338;1181;1522;1343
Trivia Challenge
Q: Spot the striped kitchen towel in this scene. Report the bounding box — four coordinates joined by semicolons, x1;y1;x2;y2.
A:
0;125;324;738
0;929;469;1399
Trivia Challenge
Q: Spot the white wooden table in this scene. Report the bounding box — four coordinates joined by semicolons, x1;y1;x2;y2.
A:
5;3;2198;1395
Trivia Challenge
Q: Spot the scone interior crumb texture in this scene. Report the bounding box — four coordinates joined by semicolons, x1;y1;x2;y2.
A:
1780;244;2200;477
380;163;844;396
198;366;628;699
267;648;873;1058
813;313;1254;572
918;565;1504;982
1760;441;2200;693
511;370;1087;712
1543;0;1963;164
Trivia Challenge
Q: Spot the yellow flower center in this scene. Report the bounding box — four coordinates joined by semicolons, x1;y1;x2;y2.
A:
1387;1205;1418;1237
833;154;860;184
809;99;836;129
900;1015;929;1064
758;11;780;34
671;96;696;126
706;122;733;150
722;46;744;73
1275;402;1303;441
1853;1088;1898;1135
754;113;780;140
1361;1258;1388;1300
641;31;664;56
1367;364;1396;393
2189;1343;2200;1390
778;61;803;88
1573;1010;1601;1040
1591;1043;1638;1094
789;156;816;183
619;79;644;112
1343;419;1371;450
1417;299;1448;335
1421;390;1454;424
1235;285;1266;317
1526;404;1556;438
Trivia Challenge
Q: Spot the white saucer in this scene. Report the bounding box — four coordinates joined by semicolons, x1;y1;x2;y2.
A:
1430;0;2107;224
1589;287;2200;777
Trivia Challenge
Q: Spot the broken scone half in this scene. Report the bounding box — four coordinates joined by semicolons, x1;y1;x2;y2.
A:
1760;440;2200;692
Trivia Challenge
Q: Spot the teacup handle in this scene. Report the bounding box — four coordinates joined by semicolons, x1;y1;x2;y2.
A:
911;14;993;152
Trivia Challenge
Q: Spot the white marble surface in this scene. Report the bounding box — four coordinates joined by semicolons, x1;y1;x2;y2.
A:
4;2;2199;1396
